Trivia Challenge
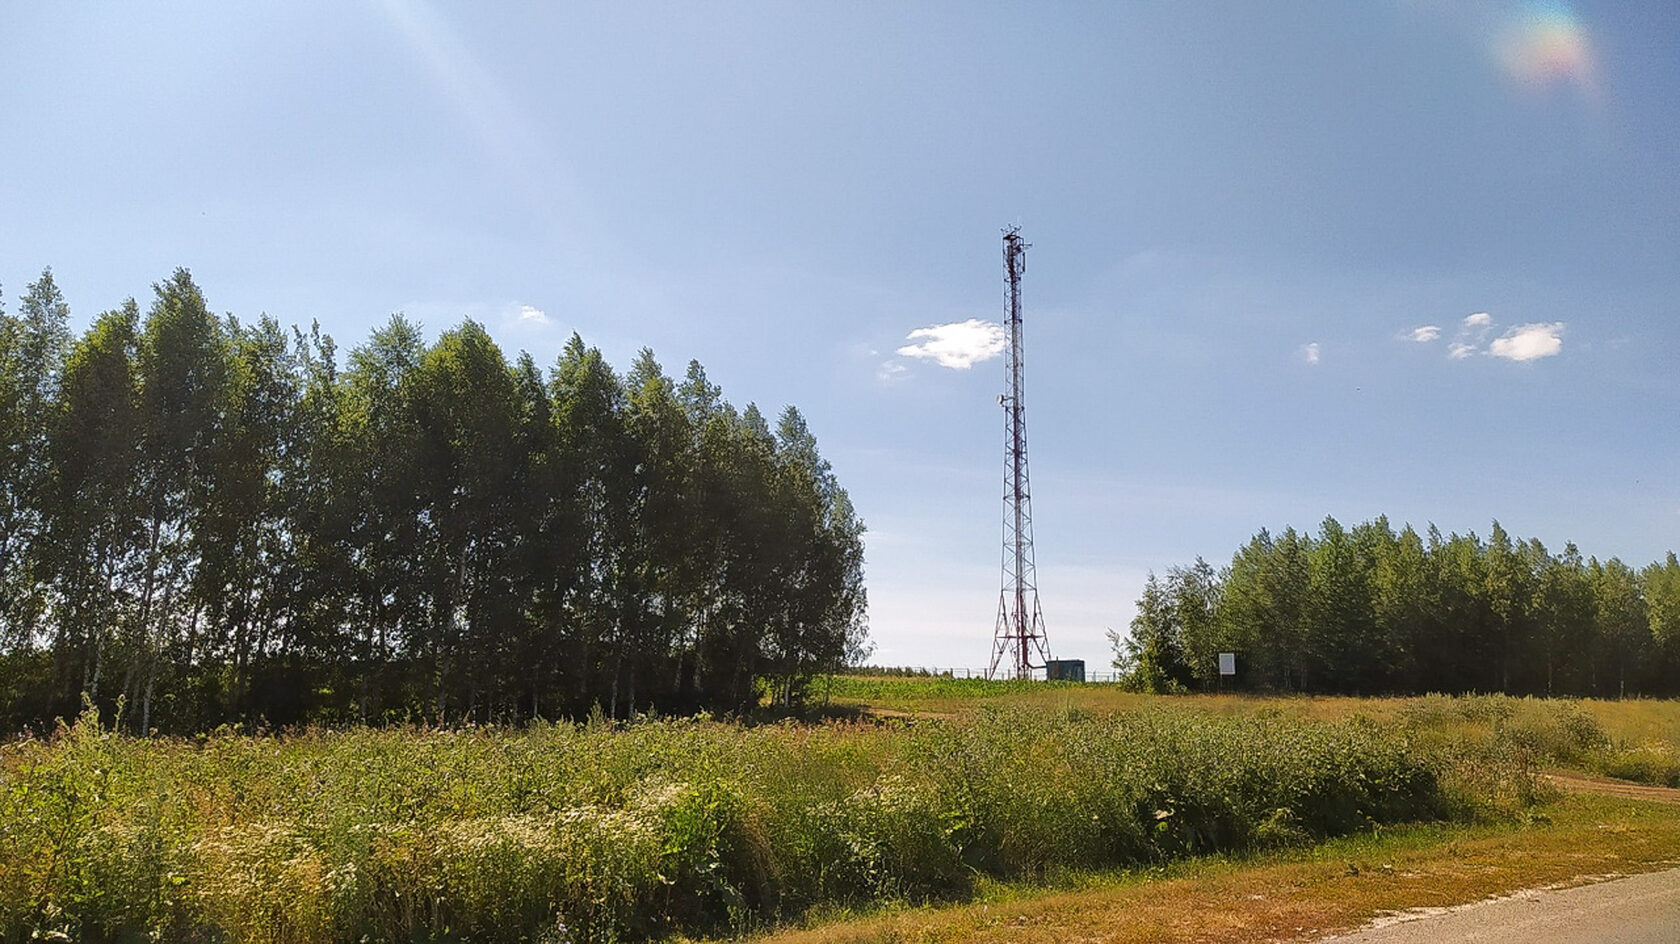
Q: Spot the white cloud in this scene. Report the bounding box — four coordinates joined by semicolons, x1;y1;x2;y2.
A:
1303;342;1321;365
1411;325;1441;343
1437;313;1565;362
516;304;549;326
1445;311;1496;358
896;318;1007;369
1489;322;1565;361
876;360;909;383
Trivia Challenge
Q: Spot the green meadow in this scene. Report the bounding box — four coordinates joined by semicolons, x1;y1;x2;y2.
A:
3;683;1676;943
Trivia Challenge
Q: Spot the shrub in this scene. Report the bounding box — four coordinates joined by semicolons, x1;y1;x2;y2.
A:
1597;746;1680;787
0;706;1457;942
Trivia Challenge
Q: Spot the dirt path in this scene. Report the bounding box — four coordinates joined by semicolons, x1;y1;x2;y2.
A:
1542;770;1680;804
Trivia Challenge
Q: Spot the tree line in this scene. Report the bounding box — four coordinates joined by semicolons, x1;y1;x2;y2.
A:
1113;516;1680;697
0;268;868;733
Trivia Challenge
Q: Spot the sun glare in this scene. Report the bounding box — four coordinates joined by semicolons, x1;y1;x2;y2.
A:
1495;2;1599;95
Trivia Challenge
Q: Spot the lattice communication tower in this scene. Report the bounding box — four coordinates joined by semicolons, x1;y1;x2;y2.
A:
988;226;1051;680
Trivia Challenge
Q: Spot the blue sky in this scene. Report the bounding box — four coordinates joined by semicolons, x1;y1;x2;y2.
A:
3;1;1676;669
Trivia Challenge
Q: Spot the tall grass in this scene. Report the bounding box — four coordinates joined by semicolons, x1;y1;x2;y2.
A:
0;706;1486;943
1396;693;1680;789
829;678;1680;788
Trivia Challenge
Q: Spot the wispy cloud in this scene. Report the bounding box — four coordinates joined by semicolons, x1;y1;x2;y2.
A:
1302;342;1321;365
1410;325;1441;343
1443;311;1495;358
1490;322;1565;361
896;319;1006;369
876;360;909;383
497;302;553;334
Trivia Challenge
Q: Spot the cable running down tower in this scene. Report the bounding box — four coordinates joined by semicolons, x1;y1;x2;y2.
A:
988;226;1050;680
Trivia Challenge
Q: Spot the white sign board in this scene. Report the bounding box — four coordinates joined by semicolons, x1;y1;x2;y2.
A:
1218;652;1237;676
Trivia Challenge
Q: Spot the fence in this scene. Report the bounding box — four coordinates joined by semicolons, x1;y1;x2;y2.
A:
850;666;1125;683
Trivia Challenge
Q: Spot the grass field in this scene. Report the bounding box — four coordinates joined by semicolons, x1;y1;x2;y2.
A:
2;680;1676;943
823;677;1680;786
750;792;1680;944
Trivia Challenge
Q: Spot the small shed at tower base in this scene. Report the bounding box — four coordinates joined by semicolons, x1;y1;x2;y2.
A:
1045;659;1085;682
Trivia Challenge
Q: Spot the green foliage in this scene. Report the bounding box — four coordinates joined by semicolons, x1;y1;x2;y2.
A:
0;706;1454;942
1596;745;1680;787
1391;692;1680;794
1113;516;1680;698
0;269;867;732
1109;571;1192;693
0;270;71;652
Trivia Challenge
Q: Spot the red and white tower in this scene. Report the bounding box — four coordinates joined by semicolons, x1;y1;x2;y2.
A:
988;226;1051;680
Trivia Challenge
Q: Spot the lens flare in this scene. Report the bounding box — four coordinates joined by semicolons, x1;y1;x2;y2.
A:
1496;2;1598;92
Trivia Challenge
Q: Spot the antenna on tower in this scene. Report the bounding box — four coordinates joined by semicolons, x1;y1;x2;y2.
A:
988;226;1051;680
